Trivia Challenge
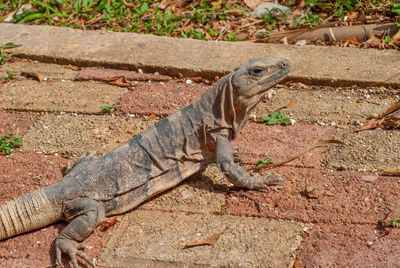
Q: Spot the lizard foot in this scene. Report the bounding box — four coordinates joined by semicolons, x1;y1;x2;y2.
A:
241;172;284;190
55;237;95;268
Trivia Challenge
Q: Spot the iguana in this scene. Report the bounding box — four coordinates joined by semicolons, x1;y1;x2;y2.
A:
0;57;291;267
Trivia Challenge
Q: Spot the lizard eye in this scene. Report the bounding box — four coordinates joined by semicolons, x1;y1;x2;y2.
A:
249;67;266;76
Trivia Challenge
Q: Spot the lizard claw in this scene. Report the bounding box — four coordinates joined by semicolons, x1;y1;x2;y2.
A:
56;238;95;268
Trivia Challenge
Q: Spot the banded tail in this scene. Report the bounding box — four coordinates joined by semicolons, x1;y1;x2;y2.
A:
0;189;62;240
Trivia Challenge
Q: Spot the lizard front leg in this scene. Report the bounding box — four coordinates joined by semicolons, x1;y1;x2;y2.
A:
215;135;283;189
56;197;105;268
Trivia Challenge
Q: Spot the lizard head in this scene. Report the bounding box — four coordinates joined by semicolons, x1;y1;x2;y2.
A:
231;57;291;107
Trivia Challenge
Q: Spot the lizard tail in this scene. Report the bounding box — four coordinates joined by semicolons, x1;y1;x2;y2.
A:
0;189;62;240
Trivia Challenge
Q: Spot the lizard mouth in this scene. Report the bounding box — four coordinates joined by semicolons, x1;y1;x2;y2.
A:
258;60;291;86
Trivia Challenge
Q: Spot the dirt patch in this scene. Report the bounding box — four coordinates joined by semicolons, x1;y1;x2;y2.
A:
225;166;400;225
0;111;39;137
295;224;400;267
100;210;306;268
326;128;400;171
0;79;128;113
22;114;155;156
232;122;336;168
118;81;208;115
257;86;398;126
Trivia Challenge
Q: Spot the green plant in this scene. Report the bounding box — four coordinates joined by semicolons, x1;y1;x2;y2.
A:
260;110;291;125
384;35;392;44
304;0;359;17
0;42;20;65
0;133;23;155
100;105;116;115
209;162;217;167
261;10;289;30
293;13;321;27
256;156;274;167
3;71;15;81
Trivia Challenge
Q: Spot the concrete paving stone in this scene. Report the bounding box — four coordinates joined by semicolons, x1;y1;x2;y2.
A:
225;166;400;225
75;67;171;82
295;223;400;267
0;111;39;137
232;122;336;168
118;81;208;116
0;59;79;81
140;166;226;214
0;79;128;113
1;24;400;87
99;210;307;268
326;127;400;171
256;86;398;126
22;113;155;156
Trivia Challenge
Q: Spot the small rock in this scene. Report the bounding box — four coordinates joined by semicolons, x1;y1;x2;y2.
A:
362;174;379;182
295;39;307;46
251;3;291;18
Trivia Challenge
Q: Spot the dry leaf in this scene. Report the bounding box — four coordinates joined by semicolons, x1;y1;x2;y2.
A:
304;186;318;199
355;118;383;131
122;0;135;7
382;169;400;176
324;190;335;197
282;99;298;109
289;82;311;89
21;71;44;82
184;230;225;248
106;76;132;87
149;113;157;120
64;64;81;71
100;218;117;231
345;35;359;45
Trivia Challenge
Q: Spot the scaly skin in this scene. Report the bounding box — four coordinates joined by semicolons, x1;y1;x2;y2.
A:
0;58;291;267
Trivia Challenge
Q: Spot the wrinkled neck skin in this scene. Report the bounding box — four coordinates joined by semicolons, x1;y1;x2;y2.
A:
196;73;274;140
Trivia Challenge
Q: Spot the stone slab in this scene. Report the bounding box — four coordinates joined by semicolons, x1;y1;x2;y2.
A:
22;114;155;156
326;128;400;171
0;111;39;137
0;79;128;114
0;59;79;81
118;81;208;116
226;166;400;225
140;166;226;214
232;122;336;168
295;224;400;267
256;86;398;126
99;210;307;267
1;23;399;87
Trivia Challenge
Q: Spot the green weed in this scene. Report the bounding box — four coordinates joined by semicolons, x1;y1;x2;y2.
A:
260;110;291;125
3;71;15;81
256;156;274;167
0;134;23;155
100;105;116;115
0;42;20;65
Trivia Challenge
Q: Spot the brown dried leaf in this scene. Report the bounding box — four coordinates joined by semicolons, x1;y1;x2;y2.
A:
355;118;383;131
345;35;359;45
382;169;400;176
122;0;135;7
107;76;132;87
184;230;225;248
289;82;311;89
21;71;44;82
100;217;117;231
378;101;400;118
283;99;298;109
304;186;318;199
64;64;81;71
